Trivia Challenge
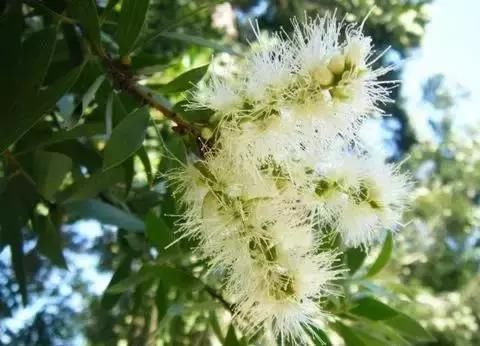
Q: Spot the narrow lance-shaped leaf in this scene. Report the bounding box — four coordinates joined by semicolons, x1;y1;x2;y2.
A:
156;64;209;93
34;214;67;268
367;231;393;277
224;324;240;346
349;297;399;321
145;211;175;253
60;166;125;202
63;199;145;232
332;322;366;346
82;74;105;116
33;151;72;201
345;246;367;275
67;0;101;47
0;64;84;153
116;0;151;56
0;175;40;305
103;107;150;170
101;256;133;309
385;313;435;342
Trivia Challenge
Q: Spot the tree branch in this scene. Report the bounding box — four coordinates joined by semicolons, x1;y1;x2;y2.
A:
89;43;204;142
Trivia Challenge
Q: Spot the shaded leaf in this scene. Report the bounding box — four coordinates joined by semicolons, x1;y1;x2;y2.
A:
33;151;72;200
145;211;174;252
155;281;168;322
82;74;105;115
67;0;101;47
345;247;367;275
0;64;84;153
332;322;366;346
101;256;133;309
106;265;155;293
19;122;105;153
173;100;213;123
137;146;153;185
0;1;23;110
103;107;150;170
385;313;435;341
0;175;39;304
63;199;145;232
158;135;186;173
61;166;125;202
224;324;240;346
34;214;67;268
116;0;151;56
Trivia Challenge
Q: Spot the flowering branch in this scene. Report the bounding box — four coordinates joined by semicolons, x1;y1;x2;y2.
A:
88;41;203;142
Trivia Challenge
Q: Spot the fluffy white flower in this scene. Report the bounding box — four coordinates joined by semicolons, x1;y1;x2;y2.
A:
311;154;411;247
171;12;411;345
189;74;242;114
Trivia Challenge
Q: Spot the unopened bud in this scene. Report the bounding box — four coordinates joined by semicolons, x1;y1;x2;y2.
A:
312;66;334;86
120;55;132;65
201;127;213;140
328;54;346;74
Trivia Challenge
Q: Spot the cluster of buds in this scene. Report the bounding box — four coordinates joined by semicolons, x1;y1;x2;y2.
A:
170;14;410;345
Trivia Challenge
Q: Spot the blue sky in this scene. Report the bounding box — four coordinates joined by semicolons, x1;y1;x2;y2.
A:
403;0;480;138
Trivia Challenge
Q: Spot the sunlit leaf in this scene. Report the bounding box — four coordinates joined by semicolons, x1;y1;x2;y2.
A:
350;297;399;321
156;64;209;93
366;232;393;277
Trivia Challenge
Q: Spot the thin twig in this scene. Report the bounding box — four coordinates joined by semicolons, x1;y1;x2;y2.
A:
203;283;234;314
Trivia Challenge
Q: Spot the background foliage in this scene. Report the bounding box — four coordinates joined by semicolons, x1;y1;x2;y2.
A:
1;0;478;345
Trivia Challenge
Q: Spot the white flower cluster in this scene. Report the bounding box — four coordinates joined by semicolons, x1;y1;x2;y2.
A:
171;15;410;345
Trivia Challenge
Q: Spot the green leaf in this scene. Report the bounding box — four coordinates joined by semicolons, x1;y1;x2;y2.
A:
367;232;393;277
0;1;23;110
0;64;84;154
19;122;105;153
224;324;240;346
385;313;434;341
33;151;72;200
155;281;168;321
61;166;125;202
9;231;28;305
350;297;399;321
158;32;239;55
332;322;366;346
34;214;67;268
82;74;105;115
67;0;101;47
116;0;151;56
0;174;39;305
101;256;133;309
103;107;150;170
155;266;202;289
17;28;58;102
307;326;332;346
157;64;209;93
64;199;145;232
106;265;155;293
345;247;367;275
209;312;225;343
158;136;187;173
137;146;153;185
173;100;214;123
145;211;174;252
